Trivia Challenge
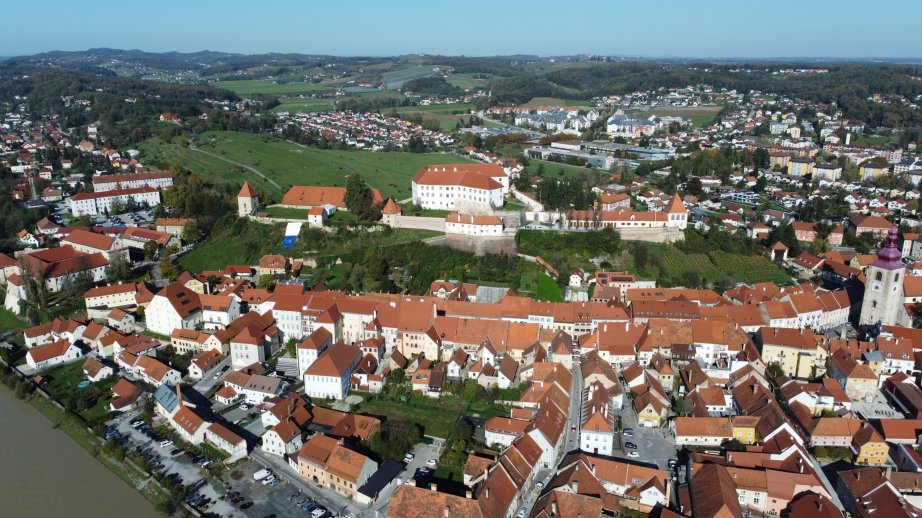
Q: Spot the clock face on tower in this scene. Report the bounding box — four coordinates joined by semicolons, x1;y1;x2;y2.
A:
873;283;881;291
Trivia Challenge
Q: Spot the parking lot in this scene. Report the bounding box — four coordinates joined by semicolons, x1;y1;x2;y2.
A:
94;209;154;228
109;413;236;516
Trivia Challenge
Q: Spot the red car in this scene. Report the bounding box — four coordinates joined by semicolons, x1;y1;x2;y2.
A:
230;497;244;506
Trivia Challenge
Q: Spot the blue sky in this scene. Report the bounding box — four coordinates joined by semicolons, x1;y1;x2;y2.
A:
2;0;919;58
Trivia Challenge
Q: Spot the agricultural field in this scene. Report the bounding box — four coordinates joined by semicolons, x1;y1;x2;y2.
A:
382;65;443;90
446;72;492;90
521;97;593;108
137;131;476;201
271;97;336;114
707;250;791;284
647;105;723;127
211;78;334;96
390;103;473;132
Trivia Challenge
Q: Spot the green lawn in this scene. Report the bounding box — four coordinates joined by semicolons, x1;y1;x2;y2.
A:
212;79;334;96
138;131;476;201
42;361;116;426
0;307;24;332
264;206;310;219
536;274;563;301
355;396;466;439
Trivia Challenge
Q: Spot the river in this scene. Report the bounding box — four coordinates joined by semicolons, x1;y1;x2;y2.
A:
0;386;158;518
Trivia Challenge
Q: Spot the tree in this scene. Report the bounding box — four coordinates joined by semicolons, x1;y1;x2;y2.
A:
106;252;131;283
753;148;770;169
683;269;702;289
181;221;202;243
343;174;374;220
143;240;159;260
686;176;703;196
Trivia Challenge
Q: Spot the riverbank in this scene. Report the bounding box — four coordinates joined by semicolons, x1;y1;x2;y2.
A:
0;362;172;515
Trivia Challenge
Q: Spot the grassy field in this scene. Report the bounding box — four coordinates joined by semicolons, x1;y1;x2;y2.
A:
390;103;473;132
524;158;598;178
0;307;24;332
647;105;722;127
271;97;337;114
212;79;334;95
355;396;466;439
536;274;563;302
522;97;593;108
446;73;492;90
138;131;476;201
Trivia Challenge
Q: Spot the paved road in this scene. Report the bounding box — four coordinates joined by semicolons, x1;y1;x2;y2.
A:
192;356;232;394
188;143;283;192
514;357;583;517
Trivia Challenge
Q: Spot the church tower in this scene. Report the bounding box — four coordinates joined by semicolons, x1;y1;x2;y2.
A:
859;226;905;327
237;181;258;217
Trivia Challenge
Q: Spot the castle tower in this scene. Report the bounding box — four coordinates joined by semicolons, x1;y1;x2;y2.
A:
237;181;258;217
665;194;688;229
859;226;905;327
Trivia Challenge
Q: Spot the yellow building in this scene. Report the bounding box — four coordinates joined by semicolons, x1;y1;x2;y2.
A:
852;425;888;466
731;415;761;445
757;328;826;379
860;162;889;181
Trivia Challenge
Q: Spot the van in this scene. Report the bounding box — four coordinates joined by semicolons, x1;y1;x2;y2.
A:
253;468;272;481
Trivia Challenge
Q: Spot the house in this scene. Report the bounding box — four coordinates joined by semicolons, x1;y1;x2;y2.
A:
827;349;878;402
411;164;506;211
851;424;888;466
144;282;202;336
257;255;289;276
484;417;530;448
82;357;113;382
328;441;378;498
280;185;384;211
225;372;284;404
204;423;247;463
19;246;108;293
120;354;180;387
262;420;303;457
61;229;128;261
106;308;135;333
26;339;82;371
303;343;362;400
671;417;733;446
188;349;225;381
445;212;504;236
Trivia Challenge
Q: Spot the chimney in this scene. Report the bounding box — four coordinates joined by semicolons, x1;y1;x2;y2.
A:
444;506;450;518
886;466;892;480
465;489;473;499
572;480;578;493
431;483;438;492
485;487;489;499
551;502;558;516
409;478;417;486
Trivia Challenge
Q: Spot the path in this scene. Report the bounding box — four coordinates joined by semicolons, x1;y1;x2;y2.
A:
187;143;283;192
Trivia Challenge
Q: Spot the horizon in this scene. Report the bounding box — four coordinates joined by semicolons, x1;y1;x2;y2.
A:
2;0;921;59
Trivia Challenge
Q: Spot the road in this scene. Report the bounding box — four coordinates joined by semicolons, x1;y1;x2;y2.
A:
513;357;583;517
192;356;231;394
187;142;283;192
476;110;519;130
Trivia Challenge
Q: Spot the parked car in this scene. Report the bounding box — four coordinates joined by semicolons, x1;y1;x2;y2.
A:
240;502;253;510
426;458;437;467
159;440;173;448
624;442;637;449
622;428;634;436
627;451;640;458
230;497;243;506
404;452;415;462
170;448;181;456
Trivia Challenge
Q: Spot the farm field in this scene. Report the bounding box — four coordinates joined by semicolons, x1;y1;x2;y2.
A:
271;97;336;113
137;131;476;201
647;105;722;127
446;73;492;90
521;97;593;108
382;65;443;90
211;79;334;95
390;103;473;132
627;243;790;286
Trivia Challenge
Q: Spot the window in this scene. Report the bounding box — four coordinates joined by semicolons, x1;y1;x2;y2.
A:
875;271;883;281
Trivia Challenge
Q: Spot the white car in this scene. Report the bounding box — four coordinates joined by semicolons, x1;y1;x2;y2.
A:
426;458;437;467
159;440;173;448
404;453;415;462
240;403;249;410
262;475;276;485
627;451;640;458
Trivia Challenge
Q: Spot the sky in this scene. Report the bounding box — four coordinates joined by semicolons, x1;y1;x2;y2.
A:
2;0;920;59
